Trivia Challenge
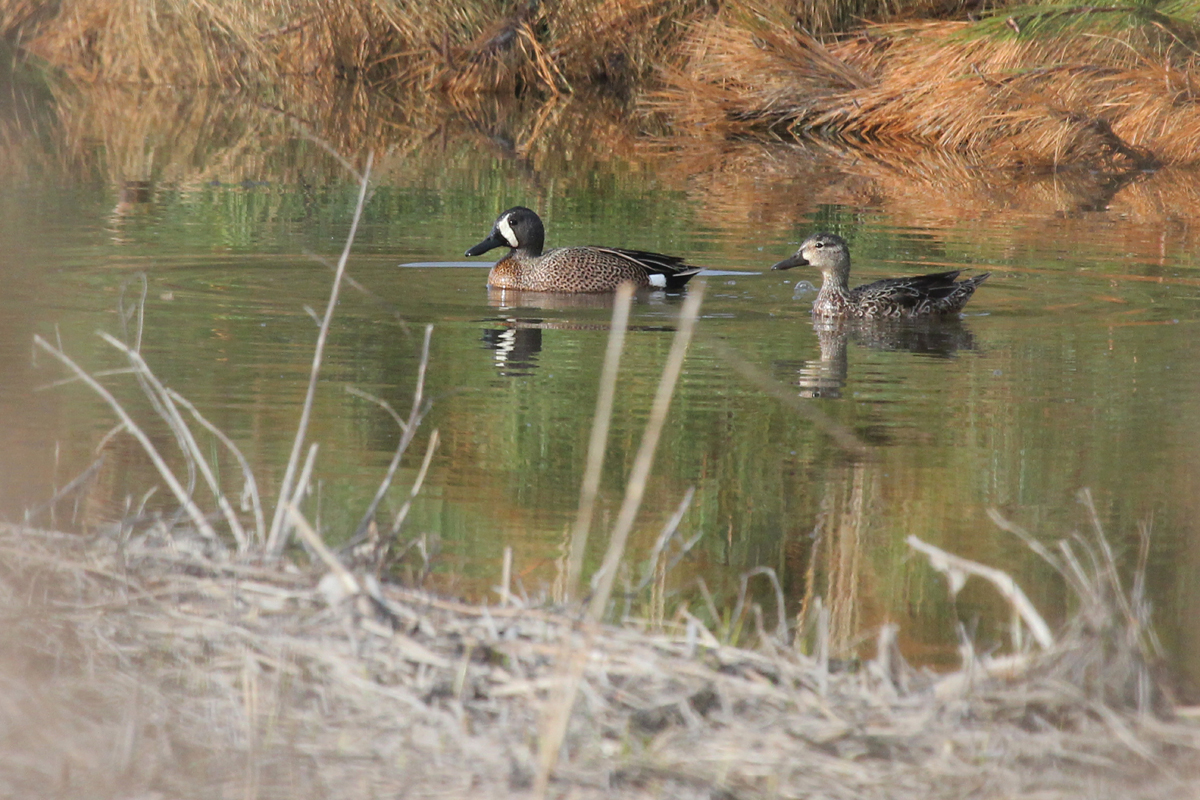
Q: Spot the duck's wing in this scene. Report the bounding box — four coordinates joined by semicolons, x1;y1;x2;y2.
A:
594;247;703;289
850;270;984;308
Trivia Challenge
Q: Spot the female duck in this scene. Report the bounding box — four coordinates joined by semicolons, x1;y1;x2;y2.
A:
772;232;988;319
466;206;701;293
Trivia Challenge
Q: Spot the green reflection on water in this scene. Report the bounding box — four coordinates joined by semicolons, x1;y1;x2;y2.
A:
2;85;1200;686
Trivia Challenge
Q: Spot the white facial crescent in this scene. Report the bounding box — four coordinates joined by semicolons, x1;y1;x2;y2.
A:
497;215;518;248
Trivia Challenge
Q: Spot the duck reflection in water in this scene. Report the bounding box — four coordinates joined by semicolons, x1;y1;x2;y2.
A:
781;315;980;399
481;324;543;377
480;289;677;377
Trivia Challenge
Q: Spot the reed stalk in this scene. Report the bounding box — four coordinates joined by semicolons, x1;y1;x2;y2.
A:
32;335;219;544
566;282;635;600
266;151;373;556
587;282;705;621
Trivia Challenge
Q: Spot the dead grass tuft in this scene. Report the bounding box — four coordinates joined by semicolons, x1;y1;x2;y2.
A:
2;513;1198;799
657;18;1200;166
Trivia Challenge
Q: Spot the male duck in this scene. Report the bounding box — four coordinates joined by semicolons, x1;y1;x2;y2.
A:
466;206;702;293
772;232;988;319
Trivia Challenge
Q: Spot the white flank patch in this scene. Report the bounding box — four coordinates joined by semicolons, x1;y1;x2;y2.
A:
648;273;667;288
497;215;518;248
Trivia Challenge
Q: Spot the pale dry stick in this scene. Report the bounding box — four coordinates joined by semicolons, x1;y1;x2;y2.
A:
290;444;320;517
632;487;696;594
25;454;106;523
533;624;596;800
730;566;789;645
32;335;219;543
345;386;408;432
389;429;440;537
566;282;634;599
276;444;320;557
500;546;513;607
113;283;200;501
587;283;705;622
100;332;249;551
35;367;138;392
168;389;266;546
352;325;434;541
906;534;1055;650
1078;488;1141;626
284;503;360;597
267;152;374;555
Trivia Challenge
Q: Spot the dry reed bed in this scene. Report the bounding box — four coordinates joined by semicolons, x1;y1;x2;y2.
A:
2;517;1198;799
656;15;1200;166
11;1;1200;165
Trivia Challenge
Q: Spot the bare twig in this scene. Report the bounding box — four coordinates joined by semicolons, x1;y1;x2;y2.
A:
351;325;433;542
907;535;1054;650
25;454;106;524
32;335;218;543
101;332;249;551
389;429;440;538
633;486;696;595
168;389;266;546
730;566;789;645
267;153;374;555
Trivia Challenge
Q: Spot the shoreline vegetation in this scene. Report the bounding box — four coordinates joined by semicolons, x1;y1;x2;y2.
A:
6;0;1200;166
3;510;1198;799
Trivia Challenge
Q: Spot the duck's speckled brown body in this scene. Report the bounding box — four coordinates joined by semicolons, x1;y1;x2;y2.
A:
467;207;701;293
772;232;988;319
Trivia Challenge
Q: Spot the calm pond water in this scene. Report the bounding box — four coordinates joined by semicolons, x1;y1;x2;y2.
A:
2;83;1199;682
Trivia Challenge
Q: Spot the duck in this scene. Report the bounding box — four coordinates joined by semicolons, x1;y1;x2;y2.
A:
772;232;989;319
465;206;702;293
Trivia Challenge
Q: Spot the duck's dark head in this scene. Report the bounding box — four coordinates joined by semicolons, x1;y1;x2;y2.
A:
466;206;546;258
771;232;850;275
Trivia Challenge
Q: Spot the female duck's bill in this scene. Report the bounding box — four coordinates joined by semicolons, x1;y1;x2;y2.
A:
466;206;702;294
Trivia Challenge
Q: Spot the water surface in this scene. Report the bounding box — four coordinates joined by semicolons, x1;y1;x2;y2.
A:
2;85;1199;683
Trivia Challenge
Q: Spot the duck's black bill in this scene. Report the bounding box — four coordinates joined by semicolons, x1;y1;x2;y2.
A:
770;254;808;271
465;231;506;257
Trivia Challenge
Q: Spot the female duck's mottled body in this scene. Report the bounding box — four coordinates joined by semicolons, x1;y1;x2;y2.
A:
466;206;701;293
772;232;988;319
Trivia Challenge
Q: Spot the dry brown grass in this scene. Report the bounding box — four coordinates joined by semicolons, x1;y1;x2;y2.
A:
656;16;1200;166
4;0;712;95
3;515;1199;799
12;1;1200;165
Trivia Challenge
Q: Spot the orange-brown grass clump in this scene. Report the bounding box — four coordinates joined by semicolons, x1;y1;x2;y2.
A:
656;11;1200;166
1;0;716;95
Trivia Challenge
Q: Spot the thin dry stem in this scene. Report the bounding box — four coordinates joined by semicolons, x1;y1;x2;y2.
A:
907;534;1055;650
32;334;219;544
588;282;705;622
267;152;374;555
100;332;249;552
351;324;434;541
567;282;635;599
